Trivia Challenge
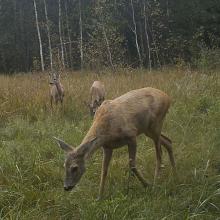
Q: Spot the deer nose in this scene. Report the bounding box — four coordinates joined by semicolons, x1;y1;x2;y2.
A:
64;185;74;191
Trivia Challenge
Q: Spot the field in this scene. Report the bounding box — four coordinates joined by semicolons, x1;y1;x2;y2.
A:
0;68;220;220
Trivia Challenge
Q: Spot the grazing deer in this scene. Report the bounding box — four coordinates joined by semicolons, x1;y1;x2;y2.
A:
86;81;105;116
54;87;175;199
49;72;64;108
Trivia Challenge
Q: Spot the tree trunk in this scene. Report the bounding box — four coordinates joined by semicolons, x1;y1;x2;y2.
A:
44;0;53;70
65;0;73;69
166;0;169;17
13;0;17;42
102;25;115;71
64;40;68;67
130;0;142;67
143;1;151;71
33;0;44;71
139;21;145;62
58;0;65;68
79;0;83;70
145;0;161;67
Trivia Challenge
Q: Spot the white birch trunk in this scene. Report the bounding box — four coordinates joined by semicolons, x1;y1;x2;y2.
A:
130;0;142;67
102;25;114;71
146;17;161;67
44;0;53;70
65;0;73;68
58;0;65;68
143;1;151;71
79;0;83;70
33;0;45;71
166;0;169;17
145;0;161;67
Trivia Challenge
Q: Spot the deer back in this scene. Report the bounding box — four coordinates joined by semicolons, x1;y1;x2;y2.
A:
85;87;171;144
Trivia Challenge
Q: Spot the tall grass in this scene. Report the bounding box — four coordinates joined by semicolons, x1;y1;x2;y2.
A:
0;68;220;219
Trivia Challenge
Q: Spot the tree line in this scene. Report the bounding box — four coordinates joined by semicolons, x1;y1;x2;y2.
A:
0;0;220;73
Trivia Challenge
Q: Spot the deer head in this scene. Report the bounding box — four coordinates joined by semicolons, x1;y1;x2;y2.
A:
89;100;100;116
84;100;100;116
49;71;60;85
54;137;86;191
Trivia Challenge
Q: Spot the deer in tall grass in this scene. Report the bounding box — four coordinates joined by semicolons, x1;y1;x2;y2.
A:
54;87;176;199
86;81;105;116
49;72;64;108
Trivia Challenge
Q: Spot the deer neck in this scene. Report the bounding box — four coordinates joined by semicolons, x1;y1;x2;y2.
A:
55;81;62;96
75;129;103;160
75;114;109;160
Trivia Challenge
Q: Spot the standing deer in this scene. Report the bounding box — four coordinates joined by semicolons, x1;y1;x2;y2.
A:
54;87;175;199
49;72;64;108
87;81;105;116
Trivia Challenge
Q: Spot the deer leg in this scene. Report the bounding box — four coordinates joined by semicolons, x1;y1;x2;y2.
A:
153;137;162;185
160;134;176;171
60;98;64;110
50;96;53;109
128;139;149;188
159;143;163;160
159;142;165;169
98;147;113;199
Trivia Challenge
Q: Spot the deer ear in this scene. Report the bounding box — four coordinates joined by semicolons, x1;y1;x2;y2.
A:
53;137;73;152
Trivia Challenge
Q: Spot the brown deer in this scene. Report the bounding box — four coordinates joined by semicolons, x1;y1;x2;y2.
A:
54;87;175;199
86;81;105;116
49;72;64;108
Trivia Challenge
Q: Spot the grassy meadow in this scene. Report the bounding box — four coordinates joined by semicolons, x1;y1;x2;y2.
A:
0;68;220;219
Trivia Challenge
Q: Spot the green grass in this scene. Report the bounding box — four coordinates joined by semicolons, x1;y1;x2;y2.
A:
0;68;220;219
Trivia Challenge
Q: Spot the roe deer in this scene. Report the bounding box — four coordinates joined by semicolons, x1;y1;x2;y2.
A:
49;72;64;108
87;81;105;116
54;87;175;198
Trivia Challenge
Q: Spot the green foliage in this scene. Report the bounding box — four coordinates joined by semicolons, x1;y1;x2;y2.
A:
195;48;220;71
1;0;220;72
0;69;219;219
84;26;125;70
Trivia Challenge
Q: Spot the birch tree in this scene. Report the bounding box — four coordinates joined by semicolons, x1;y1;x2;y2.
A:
102;25;115;71
97;1;115;71
146;1;161;67
79;0;83;70
33;0;44;71
130;0;142;67
58;0;65;68
143;0;151;71
43;0;53;70
64;0;73;68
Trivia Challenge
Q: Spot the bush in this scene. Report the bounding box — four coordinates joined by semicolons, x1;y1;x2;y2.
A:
196;48;220;71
